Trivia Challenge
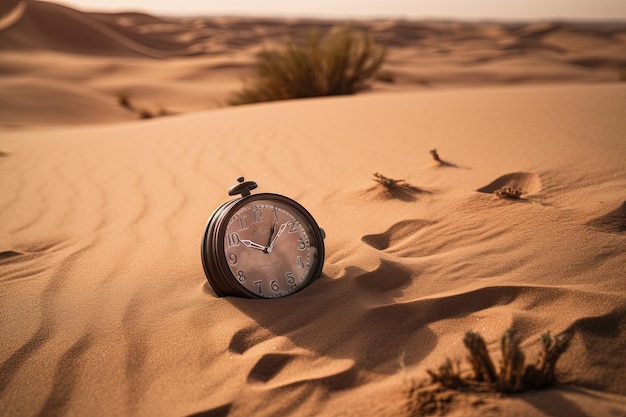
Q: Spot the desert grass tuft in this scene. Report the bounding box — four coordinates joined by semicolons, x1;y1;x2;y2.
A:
229;27;385;105
428;329;572;394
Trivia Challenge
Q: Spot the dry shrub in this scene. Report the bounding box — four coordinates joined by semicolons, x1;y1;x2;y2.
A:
428;329;572;394
229;27;385;105
406;382;454;416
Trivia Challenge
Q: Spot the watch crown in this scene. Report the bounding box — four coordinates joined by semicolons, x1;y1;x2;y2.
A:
228;177;258;197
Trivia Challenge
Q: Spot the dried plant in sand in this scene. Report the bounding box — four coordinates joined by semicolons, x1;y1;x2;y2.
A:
369;172;426;202
429;148;458;167
495;186;523;200
430;149;443;164
229;27;385;105
406;381;454;416
373;172;408;189
428;329;572;394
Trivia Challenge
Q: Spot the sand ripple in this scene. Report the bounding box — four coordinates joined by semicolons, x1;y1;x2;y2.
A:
588;200;626;233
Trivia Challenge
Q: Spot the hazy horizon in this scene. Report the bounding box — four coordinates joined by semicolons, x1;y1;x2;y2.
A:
46;0;626;21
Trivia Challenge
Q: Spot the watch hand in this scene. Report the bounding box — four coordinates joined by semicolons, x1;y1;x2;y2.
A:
239;239;267;251
266;222;288;253
267;222;277;247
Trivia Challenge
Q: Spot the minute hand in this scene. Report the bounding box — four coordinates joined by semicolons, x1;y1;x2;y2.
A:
239;239;267;251
266;222;289;253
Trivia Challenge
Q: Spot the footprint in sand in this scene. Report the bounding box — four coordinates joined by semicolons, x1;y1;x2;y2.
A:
587;200;626;233
476;172;542;199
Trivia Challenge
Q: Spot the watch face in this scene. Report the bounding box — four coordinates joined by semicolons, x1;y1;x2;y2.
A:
217;195;323;298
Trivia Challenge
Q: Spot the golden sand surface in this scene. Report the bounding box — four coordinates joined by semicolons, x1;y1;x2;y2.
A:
1;2;626;416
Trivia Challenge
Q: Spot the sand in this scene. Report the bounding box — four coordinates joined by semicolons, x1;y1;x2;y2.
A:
1;1;626;417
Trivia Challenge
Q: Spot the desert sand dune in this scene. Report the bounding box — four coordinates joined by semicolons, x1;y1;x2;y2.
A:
1;1;626;416
1;80;626;416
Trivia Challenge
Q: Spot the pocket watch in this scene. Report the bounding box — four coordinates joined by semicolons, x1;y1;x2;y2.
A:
201;177;325;298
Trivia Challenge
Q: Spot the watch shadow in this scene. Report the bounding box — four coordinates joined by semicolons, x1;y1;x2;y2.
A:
219;257;437;388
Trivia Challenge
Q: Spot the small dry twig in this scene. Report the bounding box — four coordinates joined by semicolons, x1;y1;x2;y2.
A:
371;172;425;201
373;172;406;189
430;149;443;164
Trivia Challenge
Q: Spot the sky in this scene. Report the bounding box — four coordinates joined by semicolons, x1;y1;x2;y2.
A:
48;0;626;21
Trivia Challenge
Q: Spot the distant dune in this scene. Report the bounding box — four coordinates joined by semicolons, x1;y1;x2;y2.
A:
1;0;625;128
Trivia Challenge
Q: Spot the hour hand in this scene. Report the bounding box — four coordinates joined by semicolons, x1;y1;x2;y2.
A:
267;222;288;253
239;239;267;251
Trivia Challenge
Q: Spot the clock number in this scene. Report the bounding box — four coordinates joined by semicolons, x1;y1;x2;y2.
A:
286;272;295;285
227;232;241;247
228;253;238;266
254;280;262;294
287;221;298;233
238;216;249;230
296;256;304;268
297;238;306;251
237;271;246;283
252;209;263;223
271;280;280;292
